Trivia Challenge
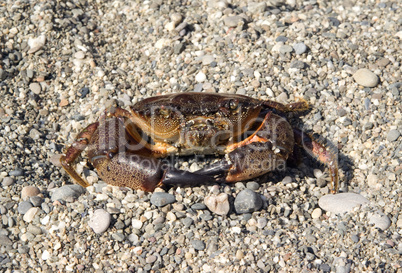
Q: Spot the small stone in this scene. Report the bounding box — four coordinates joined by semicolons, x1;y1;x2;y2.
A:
41;250;50;260
181;217;194;228
204;193;230;215
367;173;378;188
0;235;12;246
74;51;86;59
27;224;42;235
150;192;176;207
375;57;390;67
311;208;322;219
29;82;41;94
293;42;307;54
290;60;305;69
88;209;111;234
146;254;157;264
279;45;293;54
9;169;24;176
386;129;400;142
28;34;46;54
191;240;205;251
112;233;125;241
132;219;143;230
21;186;40;200
202;55;215;66
223;16;245;27
276;36;288;42
246;181;260;190
51;185;86;202
353;69;379;87
257;217;268;229
191;203;207;210
318;193;369;214
234;189;262;214
18;201;33;214
248;2;267;13
23;207;40;222
2;177;14;186
369;211;391;230
173;42;185;54
195;72;206;83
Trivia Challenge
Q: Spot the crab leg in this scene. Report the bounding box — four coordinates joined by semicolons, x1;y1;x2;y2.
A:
293;129;339;193
60;122;100;188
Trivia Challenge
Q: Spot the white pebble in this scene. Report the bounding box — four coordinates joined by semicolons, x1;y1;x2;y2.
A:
368;211;391;230
23;207;39;222
28;34;46;54
204;193;230;215
41;250;50;260
353;69;379;87
88;209;111;234
318;193;369;214
132;219;143;230
195;72;206;82
311;208;322;219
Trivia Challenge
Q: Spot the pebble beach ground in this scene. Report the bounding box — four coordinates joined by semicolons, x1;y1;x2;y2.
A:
0;0;401;272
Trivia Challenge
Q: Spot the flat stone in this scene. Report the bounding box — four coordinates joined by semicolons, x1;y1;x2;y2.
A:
21;186;40;200
204;193;230;215
234;189;263;214
150;192;176;207
353;69;379;87
311;208;322;219
369;211;391;230
318;193;369;214
51;185;86;202
279;45;293;54
88;209;111;234
247;2;267;13
0;235;12;246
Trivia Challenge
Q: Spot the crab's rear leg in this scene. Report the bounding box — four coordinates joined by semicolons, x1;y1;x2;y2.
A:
293;128;339;193
60;122;100;188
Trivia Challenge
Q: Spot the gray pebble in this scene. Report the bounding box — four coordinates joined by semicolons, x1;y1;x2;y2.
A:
111;233;125;241
290;60;306;69
9;169;24;176
181;217;194;228
29;196;43;207
279;45;293;54
26;69;34;78
276;36;288;42
191;240;206;251
247;2;266;13
194;83;203;92
0;235;12;246
18;201;33;214
246;181;260;190
202;55;215;66
27;224;42;235
353;69;379;87
0;69;7;80
51;185;86;202
88;209;111;234
2;177;14;186
29;82;41;94
173;43;185;54
318;193;369;214
293;42;307;54
387;129;400;142
234;189;263;214
150;192;176;207
191;203;207;210
146;254;157;263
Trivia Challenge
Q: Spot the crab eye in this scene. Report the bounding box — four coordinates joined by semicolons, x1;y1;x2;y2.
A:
228;99;238;110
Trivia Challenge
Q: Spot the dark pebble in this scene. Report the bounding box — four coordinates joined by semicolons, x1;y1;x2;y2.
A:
234;189;263;214
181;217;193;228
276;36;288;42
191;203;207;210
51;185;86;202
29;196;43;207
79;87;90;98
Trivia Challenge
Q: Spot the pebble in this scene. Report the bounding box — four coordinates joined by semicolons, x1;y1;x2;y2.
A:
191;240;206;251
195;72;206;83
353;69;379;87
223;16;245;27
150;192;176;207
146;254;157;264
293;42;307;54
29;82;41;94
204;193;230;215
247;2;266;13
9;169;24;176
202;55;215;66
246;181;260;190
386;129;400;142
318;193;369;214
88;209;111;234
51;185;86;202
18;201;33;214
279;45;293;54
23;207;40;223
234;189;262;214
368;211;391;230
2;177;14;186
29;196;43;207
27;34;46;54
311;208;322;219
21;186;40;200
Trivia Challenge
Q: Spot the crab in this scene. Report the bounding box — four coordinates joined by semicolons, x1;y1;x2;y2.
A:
60;92;339;193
